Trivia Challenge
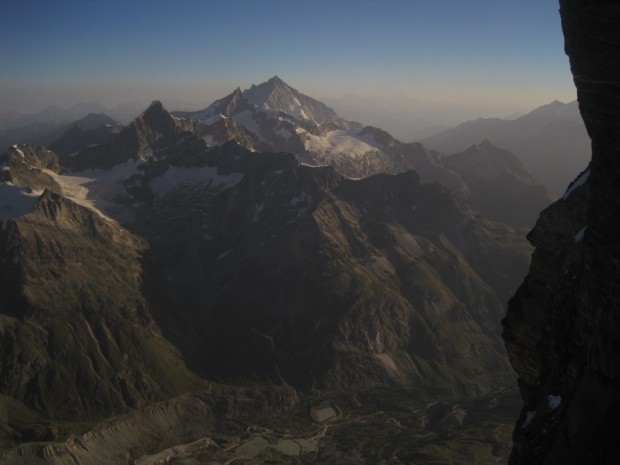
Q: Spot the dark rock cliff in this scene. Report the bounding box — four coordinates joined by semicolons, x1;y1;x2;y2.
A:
503;1;620;463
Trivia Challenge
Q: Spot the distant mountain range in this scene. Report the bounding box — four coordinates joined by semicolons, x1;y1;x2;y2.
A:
0;77;556;229
1;84;588;198
0;101;144;129
49;114;121;156
421;100;590;194
324;93;530;142
0;102;144;150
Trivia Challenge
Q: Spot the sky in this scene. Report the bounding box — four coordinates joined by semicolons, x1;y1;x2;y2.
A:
0;0;575;114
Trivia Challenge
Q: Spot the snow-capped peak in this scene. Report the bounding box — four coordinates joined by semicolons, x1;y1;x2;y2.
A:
242;76;346;126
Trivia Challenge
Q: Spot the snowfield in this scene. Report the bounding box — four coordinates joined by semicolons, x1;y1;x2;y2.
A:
276;127;293;140
45;160;141;221
303;130;378;157
232;110;262;137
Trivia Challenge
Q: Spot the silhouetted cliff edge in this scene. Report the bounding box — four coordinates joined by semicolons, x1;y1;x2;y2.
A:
503;1;620;464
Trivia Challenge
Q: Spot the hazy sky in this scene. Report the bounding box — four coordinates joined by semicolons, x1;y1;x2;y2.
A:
0;0;575;114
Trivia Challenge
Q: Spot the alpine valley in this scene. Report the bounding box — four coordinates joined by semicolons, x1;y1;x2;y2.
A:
0;76;569;464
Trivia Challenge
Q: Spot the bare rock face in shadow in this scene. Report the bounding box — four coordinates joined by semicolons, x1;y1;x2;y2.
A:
503;1;620;463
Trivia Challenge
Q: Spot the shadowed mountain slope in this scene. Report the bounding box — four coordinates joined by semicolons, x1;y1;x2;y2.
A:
422;100;590;195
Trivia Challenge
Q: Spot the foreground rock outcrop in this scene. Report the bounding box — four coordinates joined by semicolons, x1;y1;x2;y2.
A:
503;1;620;463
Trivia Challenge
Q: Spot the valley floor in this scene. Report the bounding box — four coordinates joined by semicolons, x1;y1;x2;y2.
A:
0;385;521;465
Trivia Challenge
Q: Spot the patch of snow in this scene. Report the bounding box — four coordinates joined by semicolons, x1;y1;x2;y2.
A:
276;127;292;141
217;249;232;260
203;113;226;125
299;162;329;168
295;127;307;134
523;410;536;428
563;169;589;200
574;227;586;243
259;108;281;119
12;146;25;158
150;165;243;199
0;182;41;220
298;109;308;120
203;135;216;146
232;110;262;137
547;395;561;410
292;97;301;106
44;160;141;221
304;130;377;158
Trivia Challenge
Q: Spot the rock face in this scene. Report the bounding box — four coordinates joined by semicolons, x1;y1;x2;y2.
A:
61;101;193;170
0;190;201;444
502;1;620;463
243;76;349;127
0;145;61;193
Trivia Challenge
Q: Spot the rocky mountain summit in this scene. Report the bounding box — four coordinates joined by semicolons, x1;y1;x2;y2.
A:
243;76;350;127
49;113;121;157
442;140;554;227
59;101;192;171
175;77;553;228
